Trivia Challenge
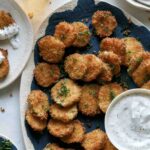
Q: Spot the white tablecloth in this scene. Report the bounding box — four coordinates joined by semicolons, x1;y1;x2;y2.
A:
0;0;150;149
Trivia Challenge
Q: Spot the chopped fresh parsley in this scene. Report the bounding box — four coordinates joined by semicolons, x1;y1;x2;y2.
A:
89;90;96;97
72;58;77;63
58;83;70;97
136;57;143;63
50;69;54;77
110;90;116;100
79;30;91;36
127;50;134;55
0;139;12;150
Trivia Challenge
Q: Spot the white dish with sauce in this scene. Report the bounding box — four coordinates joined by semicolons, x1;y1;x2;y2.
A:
105;89;150;150
0;0;33;90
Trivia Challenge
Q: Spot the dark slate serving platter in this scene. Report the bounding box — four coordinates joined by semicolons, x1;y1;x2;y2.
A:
25;0;150;149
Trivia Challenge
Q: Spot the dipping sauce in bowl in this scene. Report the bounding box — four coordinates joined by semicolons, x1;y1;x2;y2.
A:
105;89;150;150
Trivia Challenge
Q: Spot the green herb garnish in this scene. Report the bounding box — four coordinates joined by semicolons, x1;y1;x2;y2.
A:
79;30;91;36
50;69;54;77
110;90;116;100
127;50;134;55
89;90;96;97
58;83;70;97
0;139;12;150
136;57;143;63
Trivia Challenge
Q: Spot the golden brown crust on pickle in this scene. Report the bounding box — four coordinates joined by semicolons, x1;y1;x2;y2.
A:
98;83;124;113
61;120;85;144
78;84;101;116
54;22;76;47
103;134;117;150
64;53;87;80
34;63;60;87
100;38;126;64
142;81;150;90
43;143;65;150
27;90;49;120
132;59;150;87
83;54;103;82
51;79;81;107
127;52;150;76
38;35;65;63
92;11;117;37
123;37;144;66
98;51;121;75
97;62;113;83
72;22;91;47
81;129;106;150
25;110;47;132
0;10;15;29
49;104;78;123
0;49;9;80
47;119;74;138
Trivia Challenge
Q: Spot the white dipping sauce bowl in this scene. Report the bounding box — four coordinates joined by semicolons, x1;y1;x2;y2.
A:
105;89;150;150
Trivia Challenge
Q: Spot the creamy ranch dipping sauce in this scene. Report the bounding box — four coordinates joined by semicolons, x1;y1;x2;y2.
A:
106;90;150;150
0;51;5;64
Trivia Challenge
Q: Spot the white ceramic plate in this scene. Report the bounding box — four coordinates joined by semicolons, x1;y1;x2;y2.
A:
20;0;150;149
126;0;150;11
0;0;33;90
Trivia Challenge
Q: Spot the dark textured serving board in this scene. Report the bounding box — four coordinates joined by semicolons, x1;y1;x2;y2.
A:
25;0;150;149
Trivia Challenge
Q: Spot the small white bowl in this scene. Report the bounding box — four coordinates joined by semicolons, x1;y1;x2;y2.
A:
0;134;17;150
105;89;150;150
126;0;150;11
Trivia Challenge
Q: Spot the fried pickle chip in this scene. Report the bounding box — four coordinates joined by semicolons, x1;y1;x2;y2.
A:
51;79;81;107
81;129;106;150
49;104;78;123
54;22;76;47
0;10;15;29
103;134;117;150
64;53;87;80
92;11;117;37
127;52;150;75
61;120;85;144
142;81;150;90
100;38;126;64
132;59;150;87
83;54;103;82
43;143;65;150
0;49;9;80
25;110;47;132
34;63;60;87
123;37;144;66
78;84;101;116
47;119;74;138
38;35;65;63
98;51;121;75
98;83;124;113
72;22;91;47
97;62;113;83
27;90;49;120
